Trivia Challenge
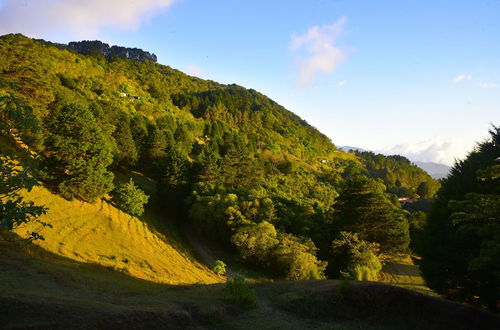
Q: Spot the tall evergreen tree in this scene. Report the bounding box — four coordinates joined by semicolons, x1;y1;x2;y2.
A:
332;176;410;254
112;113;138;168
157;148;192;213
421;126;500;312
145;125;168;163
44;103;114;202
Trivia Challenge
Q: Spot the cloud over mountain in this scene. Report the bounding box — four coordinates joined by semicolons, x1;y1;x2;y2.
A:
378;137;475;166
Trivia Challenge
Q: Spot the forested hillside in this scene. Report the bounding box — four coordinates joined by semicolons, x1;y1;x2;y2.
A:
353;151;440;198
0;34;437;284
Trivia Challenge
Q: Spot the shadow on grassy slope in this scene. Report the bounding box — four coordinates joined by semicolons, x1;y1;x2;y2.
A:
10;184;222;285
1;239;499;330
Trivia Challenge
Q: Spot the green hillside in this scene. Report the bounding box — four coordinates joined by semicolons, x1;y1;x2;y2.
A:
0;33;436;282
353;151;440;198
0;34;367;280
2;33;497;323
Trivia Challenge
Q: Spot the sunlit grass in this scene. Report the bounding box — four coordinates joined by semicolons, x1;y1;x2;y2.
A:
377;255;436;296
12;185;223;285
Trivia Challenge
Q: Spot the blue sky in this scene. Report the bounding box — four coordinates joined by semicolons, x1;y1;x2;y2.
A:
1;0;499;165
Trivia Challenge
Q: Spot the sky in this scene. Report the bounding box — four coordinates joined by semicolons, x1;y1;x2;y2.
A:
1;0;499;165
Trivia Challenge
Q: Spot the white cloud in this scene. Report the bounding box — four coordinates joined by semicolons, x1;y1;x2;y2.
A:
479;82;498;89
290;17;347;86
0;0;178;39
377;137;475;166
338;80;347;87
453;73;472;83
185;64;205;77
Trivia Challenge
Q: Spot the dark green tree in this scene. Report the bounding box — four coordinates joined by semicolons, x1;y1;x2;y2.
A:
421;125;500;312
416;181;432;198
145;125;168;163
157;148;192;212
408;210;427;254
333;176;410;254
112;113;138;167
130;115;149;157
44;103;114;202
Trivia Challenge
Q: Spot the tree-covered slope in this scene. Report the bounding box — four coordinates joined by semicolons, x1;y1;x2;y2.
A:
1;33;424;284
0;33;335;161
0;33;352;279
352;151;440;198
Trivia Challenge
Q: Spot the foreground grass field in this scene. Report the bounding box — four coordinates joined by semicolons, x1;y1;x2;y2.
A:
1;242;499;330
12;185;222;285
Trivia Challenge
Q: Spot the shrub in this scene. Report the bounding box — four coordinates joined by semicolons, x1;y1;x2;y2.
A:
113;179;149;216
223;274;256;308
273;233;327;280
349;250;382;281
212;260;226;276
330;231;382;281
276;251;327;280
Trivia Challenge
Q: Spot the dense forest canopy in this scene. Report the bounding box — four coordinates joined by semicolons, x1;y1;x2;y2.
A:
352;151;440;198
0;34;440;284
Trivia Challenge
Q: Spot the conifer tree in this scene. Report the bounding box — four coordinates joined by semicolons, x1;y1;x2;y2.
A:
421;125;500;312
333;176;410;254
112;113;138;167
45;103;114;202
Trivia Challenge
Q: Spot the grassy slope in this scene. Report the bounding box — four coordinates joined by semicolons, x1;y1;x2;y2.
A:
378;256;435;296
1;242;499;330
12;185;222;285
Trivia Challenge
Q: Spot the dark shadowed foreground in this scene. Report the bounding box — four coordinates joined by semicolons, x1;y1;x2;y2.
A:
1;243;498;330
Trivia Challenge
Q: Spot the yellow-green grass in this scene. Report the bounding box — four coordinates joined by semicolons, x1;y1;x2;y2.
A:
377;255;436;296
3;241;497;330
12;185;223;285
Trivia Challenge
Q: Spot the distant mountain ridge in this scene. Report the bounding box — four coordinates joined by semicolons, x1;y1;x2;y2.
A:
413;161;450;179
340;146;450;179
339;146;367;152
